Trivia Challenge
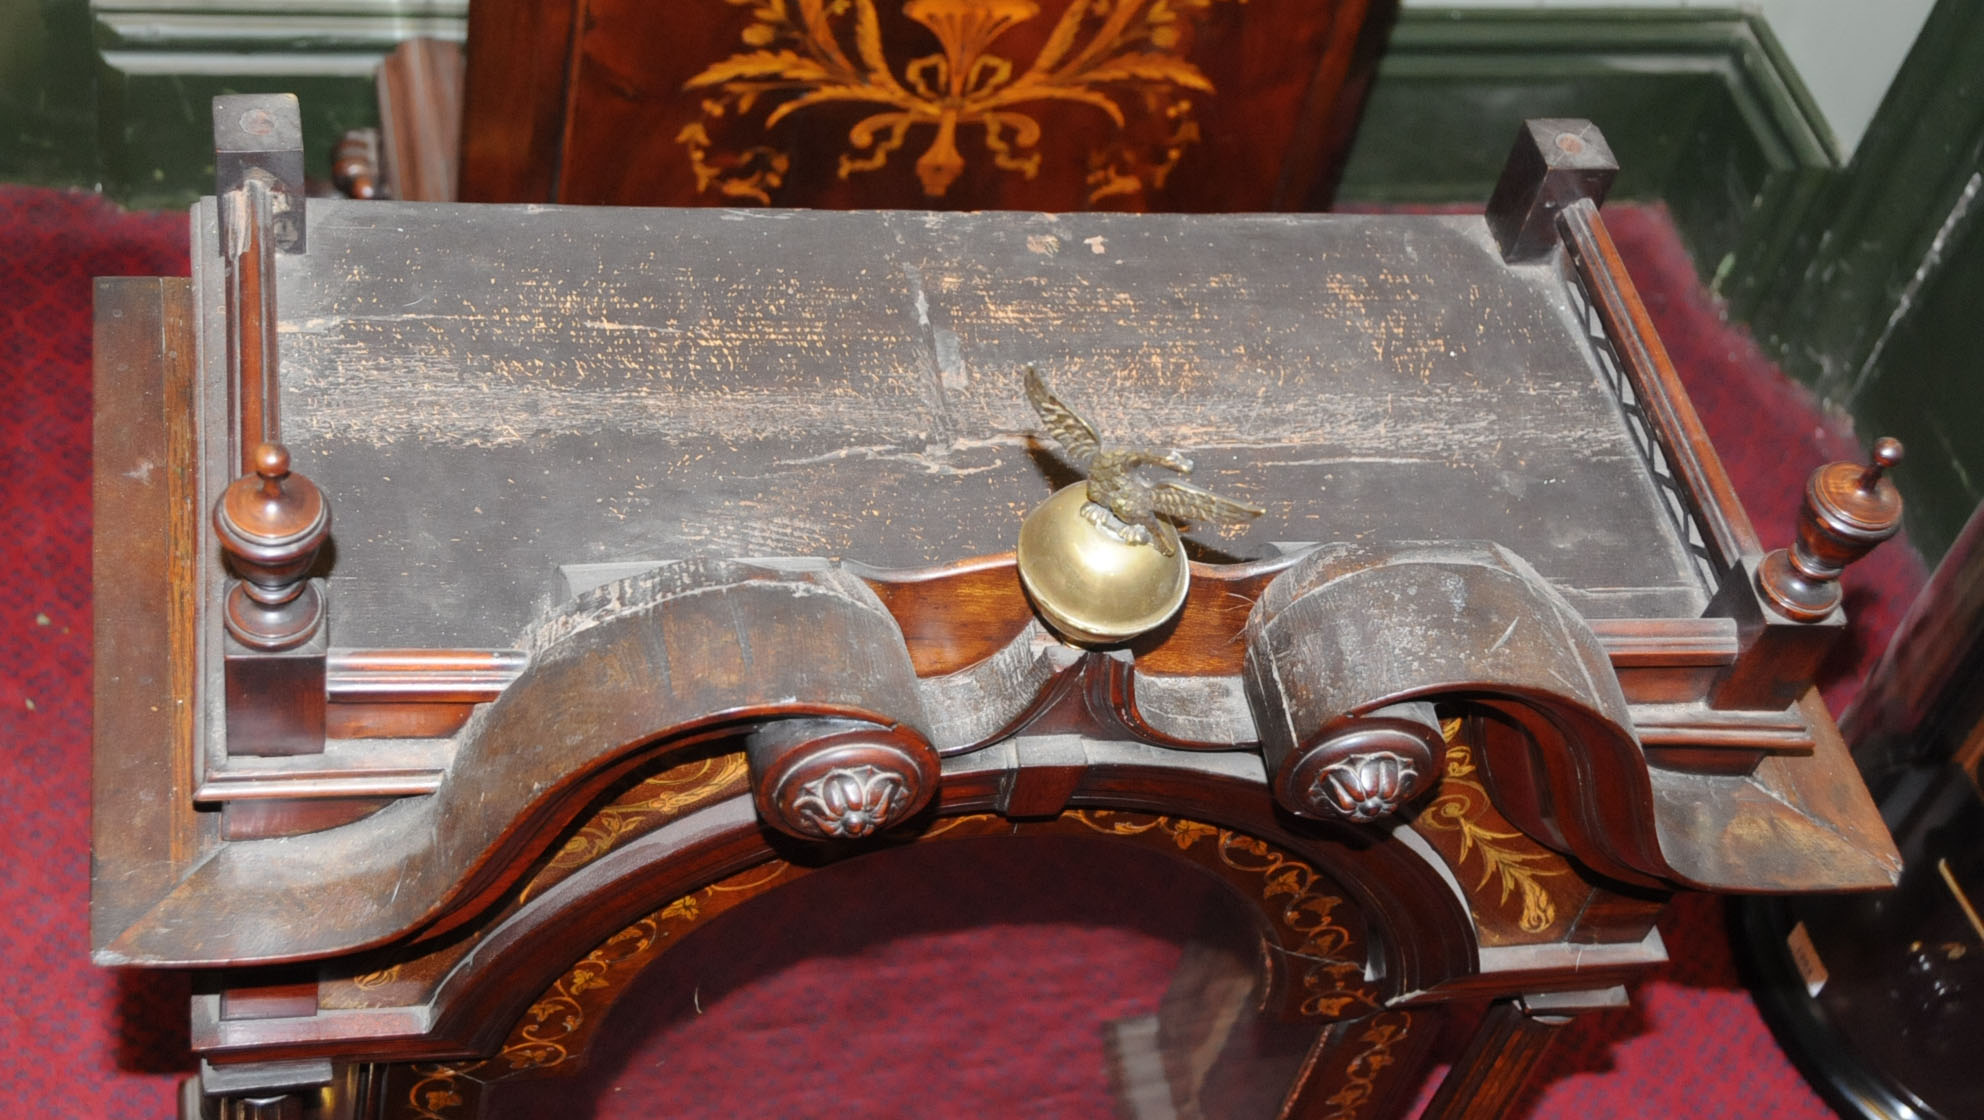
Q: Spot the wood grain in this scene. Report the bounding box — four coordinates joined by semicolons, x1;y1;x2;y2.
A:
275;203;1706;651
91;277;208;944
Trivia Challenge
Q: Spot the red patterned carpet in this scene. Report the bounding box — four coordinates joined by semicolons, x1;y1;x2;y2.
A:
0;184;1923;1117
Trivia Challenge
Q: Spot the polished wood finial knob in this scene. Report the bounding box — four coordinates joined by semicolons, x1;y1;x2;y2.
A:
214;441;331;649
1757;437;1904;622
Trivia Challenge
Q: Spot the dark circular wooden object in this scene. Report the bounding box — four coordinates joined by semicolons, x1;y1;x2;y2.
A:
214;441;331;649
1759;437;1905;621
1275;701;1443;823
746;717;939;840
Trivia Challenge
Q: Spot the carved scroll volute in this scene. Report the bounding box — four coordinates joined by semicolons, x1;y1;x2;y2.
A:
1242;542;1674;885
747;717;939;840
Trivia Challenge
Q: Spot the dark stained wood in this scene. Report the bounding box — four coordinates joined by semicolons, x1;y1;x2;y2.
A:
91;277;207;947
325;648;524;702
219;980;320;1022
322;648;523;739
744;716;939;839
223;183;278;471
376;39;464;203
212;93;307;254
456;0;579;203
325;701;477;740
1486;119;1617;263
270;202;1709;652
222;797;396;840
1276;1011;1434;1120
1592;616;1737;703
1419;1000;1565;1120
1558;197;1761;569
330;128;381;200
1277;0;1385;211
194;739;456;803
1561;883;1666;947
221;642;327;756
1650;689;1901;892
456;0;1396;212
189;791;1459;1067
1756;438;1905;621
858;554;1031;676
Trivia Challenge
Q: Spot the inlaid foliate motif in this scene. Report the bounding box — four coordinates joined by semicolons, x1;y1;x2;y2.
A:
1413;718;1572;940
678;0;1241;204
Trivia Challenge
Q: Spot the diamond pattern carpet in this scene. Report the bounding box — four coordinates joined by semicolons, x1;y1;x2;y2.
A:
0;184;1923;1117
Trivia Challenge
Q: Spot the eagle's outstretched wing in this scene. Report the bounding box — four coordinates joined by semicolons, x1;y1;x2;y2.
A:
1023;366;1101;466
1151;479;1264;526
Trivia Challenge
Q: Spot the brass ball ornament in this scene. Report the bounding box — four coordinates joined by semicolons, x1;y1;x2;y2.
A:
1014;367;1262;646
1016;483;1190;645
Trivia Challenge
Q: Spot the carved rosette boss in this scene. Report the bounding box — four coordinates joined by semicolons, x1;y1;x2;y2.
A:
747;717;939;841
1284;703;1444;824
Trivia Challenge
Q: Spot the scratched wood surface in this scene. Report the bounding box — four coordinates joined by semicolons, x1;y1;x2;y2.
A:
256;201;1707;650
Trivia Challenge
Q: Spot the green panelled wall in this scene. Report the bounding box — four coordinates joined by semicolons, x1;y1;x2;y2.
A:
1334;7;1837;307
1;0;101;188
1846;207;1984;565
1741;0;1984;564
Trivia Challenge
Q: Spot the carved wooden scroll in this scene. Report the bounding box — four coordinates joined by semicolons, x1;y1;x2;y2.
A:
1244;541;1666;886
91;107;1918;1119
102;559;932;965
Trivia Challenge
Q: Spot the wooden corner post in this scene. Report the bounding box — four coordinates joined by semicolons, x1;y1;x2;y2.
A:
1486;118;1618;263
212;94;333;756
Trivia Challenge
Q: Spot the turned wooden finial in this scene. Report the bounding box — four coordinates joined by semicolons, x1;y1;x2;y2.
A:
214;441;331;649
1757;438;1904;622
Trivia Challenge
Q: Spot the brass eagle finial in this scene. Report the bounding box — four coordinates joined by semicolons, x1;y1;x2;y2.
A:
1023;366;1263;556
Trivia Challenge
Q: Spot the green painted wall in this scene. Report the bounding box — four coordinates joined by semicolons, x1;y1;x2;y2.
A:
1;0;101;188
0;0;462;203
1332;9;1835;316
1742;0;1984;564
1846;205;1984;564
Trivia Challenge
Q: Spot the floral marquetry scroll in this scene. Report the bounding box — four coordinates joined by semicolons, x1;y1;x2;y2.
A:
398;862;802;1120
680;0;1238;203
460;0;1388;209
1069;810;1382;1019
386;808;1388;1118
1410;718;1578;944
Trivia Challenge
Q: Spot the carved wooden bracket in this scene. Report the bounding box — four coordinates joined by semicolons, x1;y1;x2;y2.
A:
100;541;1894;966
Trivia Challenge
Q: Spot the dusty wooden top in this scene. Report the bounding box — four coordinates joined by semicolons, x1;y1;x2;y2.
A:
229;201;1706;649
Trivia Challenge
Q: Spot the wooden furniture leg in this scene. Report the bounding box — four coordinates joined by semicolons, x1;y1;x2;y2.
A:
1278;1010;1436;1120
1419;989;1623;1120
1421;1000;1559;1120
